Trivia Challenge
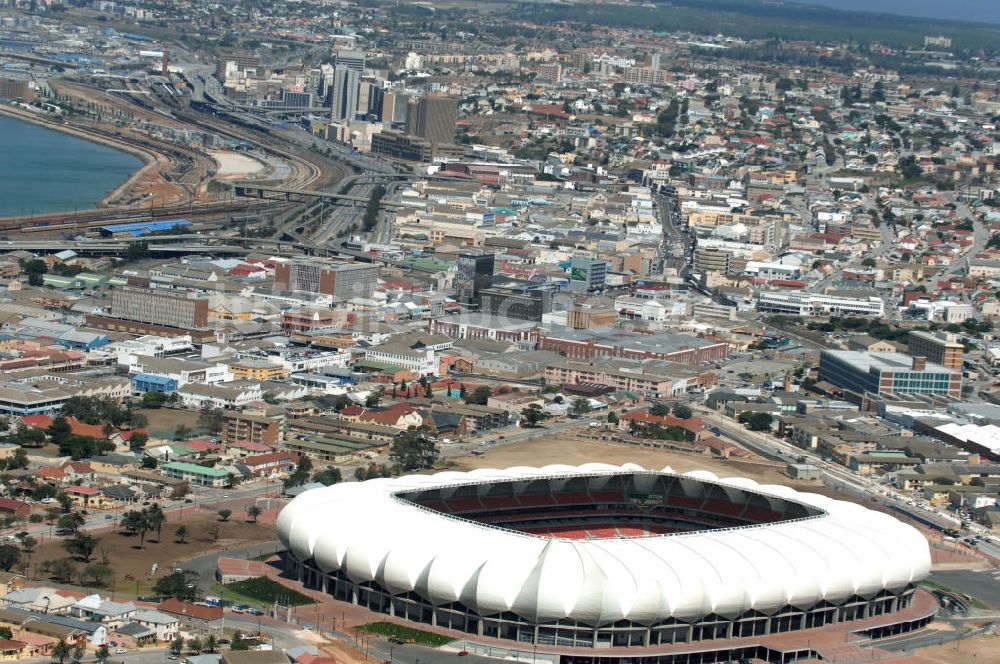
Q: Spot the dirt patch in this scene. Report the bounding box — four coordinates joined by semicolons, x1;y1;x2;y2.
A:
29;508;275;594
452;436;828;491
917;629;1000;663
136;408;204;441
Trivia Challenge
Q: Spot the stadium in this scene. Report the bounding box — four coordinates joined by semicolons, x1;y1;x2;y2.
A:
277;464;932;654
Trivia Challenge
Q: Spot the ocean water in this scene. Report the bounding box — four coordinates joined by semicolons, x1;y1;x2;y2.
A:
0;113;143;218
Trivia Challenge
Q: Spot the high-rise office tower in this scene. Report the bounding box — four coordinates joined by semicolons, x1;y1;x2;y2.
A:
380;91;408;124
334;49;365;72
409;94;459;144
455;252;495;306
329;66;361;122
358;78;384;119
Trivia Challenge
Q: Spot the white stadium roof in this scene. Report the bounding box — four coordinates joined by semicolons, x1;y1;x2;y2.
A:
277;464;930;625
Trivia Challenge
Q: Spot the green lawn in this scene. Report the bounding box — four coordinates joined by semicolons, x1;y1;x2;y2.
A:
357;622;454;647
213;577;314;607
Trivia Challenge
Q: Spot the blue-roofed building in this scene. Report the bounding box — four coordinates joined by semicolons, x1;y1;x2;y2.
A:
132;373;178;394
56;330;109;350
98;219;191;238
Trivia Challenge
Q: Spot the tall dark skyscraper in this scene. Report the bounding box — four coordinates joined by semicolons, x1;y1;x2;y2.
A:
409;94;459;144
455;252;495;306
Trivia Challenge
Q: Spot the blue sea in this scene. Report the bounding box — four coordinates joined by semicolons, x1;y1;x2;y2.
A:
0;113;143;218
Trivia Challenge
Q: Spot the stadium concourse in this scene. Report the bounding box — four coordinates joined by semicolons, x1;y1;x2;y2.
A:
276;464;938;663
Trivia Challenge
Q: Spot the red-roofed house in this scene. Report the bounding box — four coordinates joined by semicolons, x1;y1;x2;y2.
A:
158;599;223;636
358;403;423;429
64;486;109;509
618;411;708;442
226;440;273;458
240;452;298;478
0;498;30;518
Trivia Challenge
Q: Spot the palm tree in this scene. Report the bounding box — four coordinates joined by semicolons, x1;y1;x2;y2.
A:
122;510;151;549
51;639;71;664
174;525;188;544
245;505;261;524
146;504;166;542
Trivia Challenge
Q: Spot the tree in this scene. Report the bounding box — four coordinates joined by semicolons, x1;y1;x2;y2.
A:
197;408;224;435
140;391;167;409
121;509;151;548
169;637;184;656
57;512;85;535
95;645;110;664
606;411;619;425
649;403;671;417
5;448;27;470
738;411;774;431
364;388;383;408
313;468;342;486
154;570;200;601
175;525;188;544
898;155;922;180
245;505;262;523
0;545;19;572
230;632;250;651
207;524;221;543
173;424;192;440
72;644;84;664
389;428;438;471
464;386;492;405
520;403;547;428
47;557;77;583
672;404;693;420
570;398;592;418
12;426;45;448
142;456;157;469
203;635;218;654
63;532;97;562
52;639;72;664
128;431;148;452
187;637;203;654
424;383;433;398
47;416;73;445
84;563;112;586
217;509;232;522
146;503;166;542
20;536;37;556
170;483;190;500
0;627;14;640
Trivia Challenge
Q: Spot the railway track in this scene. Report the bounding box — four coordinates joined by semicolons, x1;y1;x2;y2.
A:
0;200;280;234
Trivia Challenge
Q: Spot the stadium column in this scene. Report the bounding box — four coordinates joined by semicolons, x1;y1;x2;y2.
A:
321;574;328;594
643;628;651;647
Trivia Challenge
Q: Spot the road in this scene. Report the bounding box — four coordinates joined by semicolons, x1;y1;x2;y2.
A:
939;197;988;278
694;407;966;532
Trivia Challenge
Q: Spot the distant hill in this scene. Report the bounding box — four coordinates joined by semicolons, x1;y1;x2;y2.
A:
516;0;1000;51
795;0;1000;26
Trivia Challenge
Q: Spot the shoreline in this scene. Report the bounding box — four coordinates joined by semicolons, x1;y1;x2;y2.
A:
0;103;166;212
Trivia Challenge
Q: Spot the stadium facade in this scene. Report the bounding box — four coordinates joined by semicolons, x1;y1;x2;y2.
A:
277;465;931;650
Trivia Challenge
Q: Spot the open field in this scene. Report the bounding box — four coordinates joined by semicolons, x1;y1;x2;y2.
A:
453;436;824;489
29;508;275;594
211;151;267;178
136;408;203;440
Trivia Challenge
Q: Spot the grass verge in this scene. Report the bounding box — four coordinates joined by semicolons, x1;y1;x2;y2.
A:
357;622;454;647
213;577;314;607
